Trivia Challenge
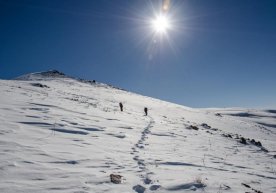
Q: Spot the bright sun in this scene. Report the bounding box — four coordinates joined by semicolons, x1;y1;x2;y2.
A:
152;15;171;34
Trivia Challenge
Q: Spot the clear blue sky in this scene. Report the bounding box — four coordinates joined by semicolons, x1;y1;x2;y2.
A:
0;0;275;108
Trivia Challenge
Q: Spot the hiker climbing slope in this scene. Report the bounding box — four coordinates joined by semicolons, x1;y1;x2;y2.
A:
144;107;148;116
119;102;123;112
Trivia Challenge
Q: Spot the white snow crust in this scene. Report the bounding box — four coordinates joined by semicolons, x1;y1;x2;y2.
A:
0;71;275;193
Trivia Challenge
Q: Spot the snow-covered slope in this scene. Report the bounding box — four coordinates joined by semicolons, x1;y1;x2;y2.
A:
0;70;275;193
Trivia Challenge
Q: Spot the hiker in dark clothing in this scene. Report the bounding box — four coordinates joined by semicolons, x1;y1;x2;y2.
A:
144;107;148;116
119;102;123;112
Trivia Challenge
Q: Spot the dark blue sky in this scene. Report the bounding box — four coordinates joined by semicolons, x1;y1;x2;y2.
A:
1;0;275;108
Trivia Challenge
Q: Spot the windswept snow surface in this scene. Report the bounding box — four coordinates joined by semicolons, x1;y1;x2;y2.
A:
0;71;275;193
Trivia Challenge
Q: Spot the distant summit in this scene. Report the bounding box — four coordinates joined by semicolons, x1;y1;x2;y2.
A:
36;70;65;77
15;70;68;80
14;70;125;91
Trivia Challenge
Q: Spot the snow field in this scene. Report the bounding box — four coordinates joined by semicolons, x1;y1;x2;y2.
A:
0;72;275;193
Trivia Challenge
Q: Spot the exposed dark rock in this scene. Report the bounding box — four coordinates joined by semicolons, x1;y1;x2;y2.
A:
110;174;122;184
215;113;222;117
50;70;64;75
31;83;49;88
240;137;247;144
188;125;199;130
248;139;263;148
84;80;96;84
255;141;262;147
222;133;232;138
33;70;66;78
206;130;213;134
261;148;268;153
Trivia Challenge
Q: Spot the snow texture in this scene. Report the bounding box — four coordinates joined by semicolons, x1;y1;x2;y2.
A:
0;70;275;193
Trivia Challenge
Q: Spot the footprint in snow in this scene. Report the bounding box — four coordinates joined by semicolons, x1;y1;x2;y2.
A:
166;182;206;191
133;185;146;193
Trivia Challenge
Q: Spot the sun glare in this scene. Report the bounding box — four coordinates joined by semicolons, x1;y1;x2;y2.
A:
152;15;171;34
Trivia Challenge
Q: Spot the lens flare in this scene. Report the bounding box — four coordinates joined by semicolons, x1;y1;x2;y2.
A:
162;0;170;13
152;15;170;34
